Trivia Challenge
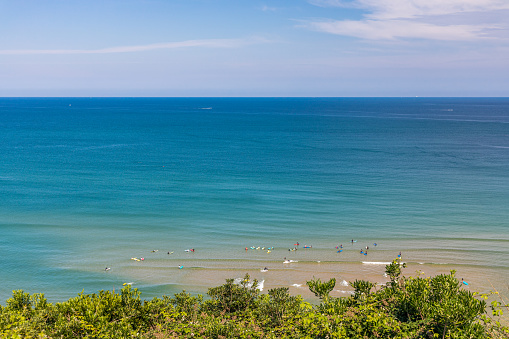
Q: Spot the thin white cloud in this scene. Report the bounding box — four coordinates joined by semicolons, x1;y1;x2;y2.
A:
261;5;278;12
307;0;509;40
0;39;248;55
309;19;495;40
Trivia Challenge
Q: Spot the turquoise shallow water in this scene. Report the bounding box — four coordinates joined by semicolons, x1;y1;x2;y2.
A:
0;98;508;302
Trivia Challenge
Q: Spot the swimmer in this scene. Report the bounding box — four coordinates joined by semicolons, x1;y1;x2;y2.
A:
105;267;111;271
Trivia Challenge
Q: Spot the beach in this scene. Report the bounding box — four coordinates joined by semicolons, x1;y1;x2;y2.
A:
90;242;509;303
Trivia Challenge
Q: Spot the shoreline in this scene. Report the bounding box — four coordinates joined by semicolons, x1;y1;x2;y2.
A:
104;256;509;302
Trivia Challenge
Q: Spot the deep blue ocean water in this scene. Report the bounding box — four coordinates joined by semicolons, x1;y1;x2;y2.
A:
1;97;508;302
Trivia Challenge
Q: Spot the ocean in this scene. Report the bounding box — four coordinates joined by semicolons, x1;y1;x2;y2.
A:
0;97;508;303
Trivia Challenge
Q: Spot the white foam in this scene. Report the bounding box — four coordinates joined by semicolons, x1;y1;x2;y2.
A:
335;290;354;294
339;280;348;287
233;278;264;291
362;261;391;265
291;283;302;288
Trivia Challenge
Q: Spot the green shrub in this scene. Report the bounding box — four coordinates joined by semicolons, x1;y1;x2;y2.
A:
0;267;507;339
206;273;259;314
306;277;336;301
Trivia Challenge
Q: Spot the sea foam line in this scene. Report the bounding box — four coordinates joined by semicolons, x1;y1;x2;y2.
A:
362;261;392;265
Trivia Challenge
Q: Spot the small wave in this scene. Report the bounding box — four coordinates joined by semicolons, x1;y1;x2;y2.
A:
199;107;212;110
335;290;354;294
482;145;509;149
75;144;134;151
292;283;302;288
362;261;391;265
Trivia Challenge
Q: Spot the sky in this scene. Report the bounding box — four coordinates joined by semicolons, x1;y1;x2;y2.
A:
1;0;508;97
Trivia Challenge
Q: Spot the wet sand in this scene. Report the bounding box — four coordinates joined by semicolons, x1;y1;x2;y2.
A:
116;250;509;302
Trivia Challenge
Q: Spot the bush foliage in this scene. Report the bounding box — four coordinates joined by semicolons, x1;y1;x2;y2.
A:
1;261;507;338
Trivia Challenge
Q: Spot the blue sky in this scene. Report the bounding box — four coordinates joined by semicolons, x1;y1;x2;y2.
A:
1;0;508;96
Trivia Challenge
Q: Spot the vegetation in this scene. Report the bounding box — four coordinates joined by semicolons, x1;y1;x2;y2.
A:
1;260;507;338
